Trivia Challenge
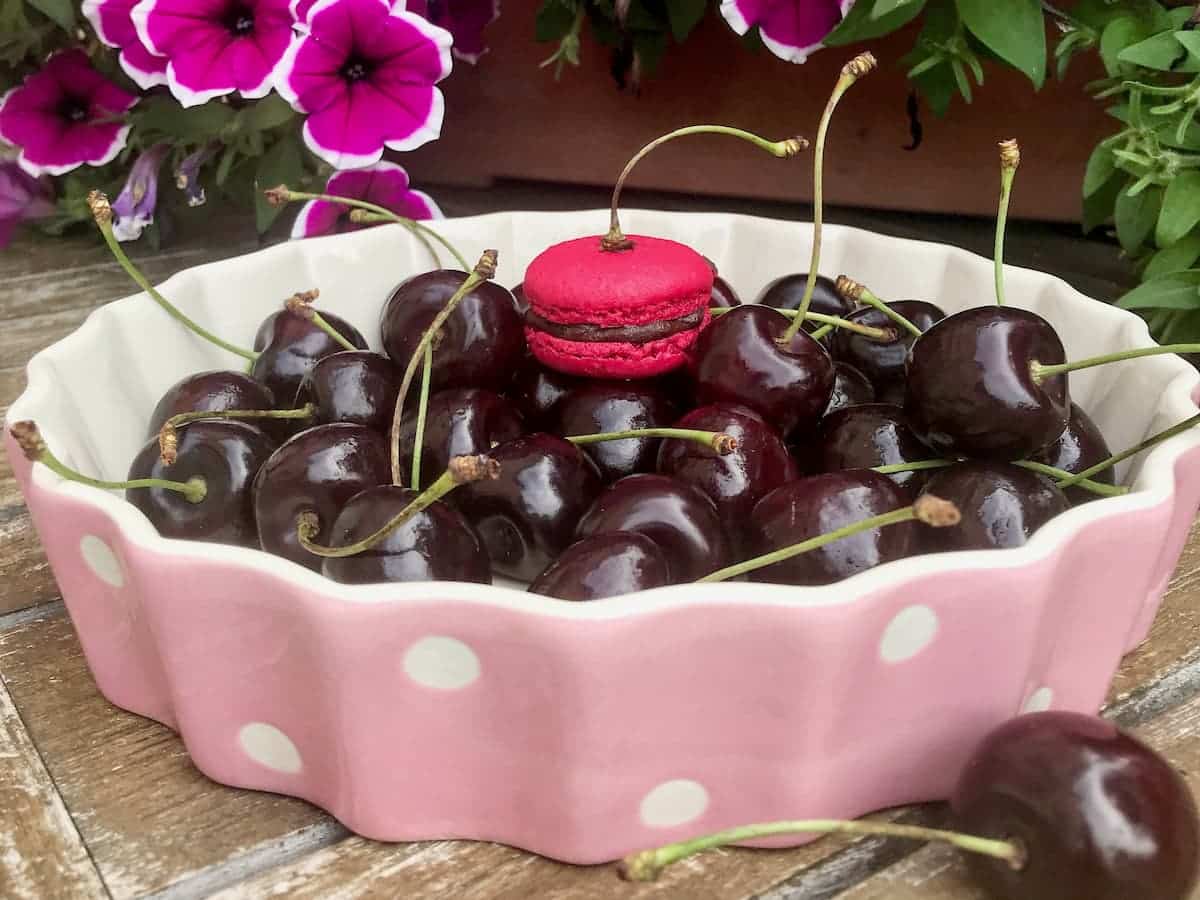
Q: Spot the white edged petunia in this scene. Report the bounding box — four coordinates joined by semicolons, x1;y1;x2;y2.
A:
720;0;855;64
292;161;442;238
81;0;169;89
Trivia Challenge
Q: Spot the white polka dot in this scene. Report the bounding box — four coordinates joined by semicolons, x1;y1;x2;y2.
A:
639;779;709;828
879;604;939;663
403;636;480;690
238;723;302;774
80;535;124;587
1023;687;1054;713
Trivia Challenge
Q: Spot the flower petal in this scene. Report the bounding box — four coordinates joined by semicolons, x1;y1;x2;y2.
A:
291;197;345;237
120;42;170;89
719;0;845;62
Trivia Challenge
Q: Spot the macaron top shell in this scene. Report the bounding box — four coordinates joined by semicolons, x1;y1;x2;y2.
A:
523;235;714;327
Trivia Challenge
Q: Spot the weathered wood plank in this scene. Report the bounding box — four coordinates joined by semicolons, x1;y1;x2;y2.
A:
831;687;1200;900
0;672;107;900
0;614;331;899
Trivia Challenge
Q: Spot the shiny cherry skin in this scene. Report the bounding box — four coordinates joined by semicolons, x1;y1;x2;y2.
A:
511;282;530;315
295;351;399;432
875;379;906;407
830;300;945;390
906;307;1069;460
529;531;671;600
454;433;602;581
251;309;367;406
748;470;915;585
127;420;275;547
551;382;677;482
657;403;798;549
253;423;391;570
691;306;835;437
817;403;931;494
825;362;875;416
758;273;850;315
380;270;524;392
576;473;730;582
397;388;524;488
952;711;1199;900
320;485;490;585
1032;402;1114;505
920;462;1069;551
508;355;580;429
146;370;275;439
710;276;741;308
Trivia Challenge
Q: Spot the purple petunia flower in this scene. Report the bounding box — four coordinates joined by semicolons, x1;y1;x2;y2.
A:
406;0;500;64
175;140;220;207
0;49;139;177
274;0;452;169
0;161;54;248
292;161;442;238
82;0;169;89
720;0;855;63
130;0;294;107
111;142;171;241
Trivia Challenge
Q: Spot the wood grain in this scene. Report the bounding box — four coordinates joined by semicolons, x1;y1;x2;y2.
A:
0;673;106;900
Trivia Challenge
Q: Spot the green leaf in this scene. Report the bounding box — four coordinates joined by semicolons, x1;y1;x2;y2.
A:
1156;171;1200;247
254;135;303;234
955;0;1045;88
1118;31;1186;71
26;0;75;30
666;0;706;42
1174;30;1200;71
1083;143;1117;197
137;97;236;141
632;28;668;76
215;143;238;187
872;0;920;18
912;62;956;116
1116;274;1200;310
1115;182;1163;254
824;0;926;46
240;94;297;132
535;0;577;41
1100;16;1155;76
1144;234;1200;280
951;57;972;102
1083;171;1122;234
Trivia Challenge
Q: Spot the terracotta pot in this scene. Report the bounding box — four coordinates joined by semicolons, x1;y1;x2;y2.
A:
402;5;1113;222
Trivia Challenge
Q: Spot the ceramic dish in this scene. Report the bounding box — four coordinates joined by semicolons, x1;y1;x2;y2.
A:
7;209;1200;863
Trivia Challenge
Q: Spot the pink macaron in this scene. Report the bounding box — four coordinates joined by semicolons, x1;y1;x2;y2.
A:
522;234;714;379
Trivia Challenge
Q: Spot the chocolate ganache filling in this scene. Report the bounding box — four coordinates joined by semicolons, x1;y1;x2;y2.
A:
525;308;704;344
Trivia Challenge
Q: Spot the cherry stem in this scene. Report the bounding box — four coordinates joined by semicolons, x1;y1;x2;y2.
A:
711;306;896;341
1056;412;1200;489
808;324;834;341
834;276;923;338
566;428;738;455
389;250;499;485
602;126;808;252
283;289;357;351
618;818;1023;883
995;140;1020;308
264;186;468;271
871;458;1129;497
410;343;434;489
1031;343;1200;383
781;52;877;343
296;455;499;558
697;494;959;583
158;403;316;465
87;191;258;362
10;421;206;504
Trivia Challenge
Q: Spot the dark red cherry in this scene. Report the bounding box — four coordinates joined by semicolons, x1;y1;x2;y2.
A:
253;423;390;570
920;461;1069;551
905;307;1069;460
710;276;741;308
748;470;915;585
397;388;524;488
251;308;368;407
825;362;875;416
830;300;945;390
146;370;275;439
508;355;580;429
529;531;671;600
657;403;798;549
817;403;931;494
551;383;677;482
758;273;850;315
691;306;835;437
952;711;1199;900
380;269;524;392
455;433;602;580
511;281;530;315
875;379;906;407
320;485;490;585
576;473;730;582
127;420;275;547
296;350;399;432
1032;402;1113;505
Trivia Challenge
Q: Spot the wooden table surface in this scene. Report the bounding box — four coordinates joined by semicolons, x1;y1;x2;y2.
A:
1;182;1197;900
